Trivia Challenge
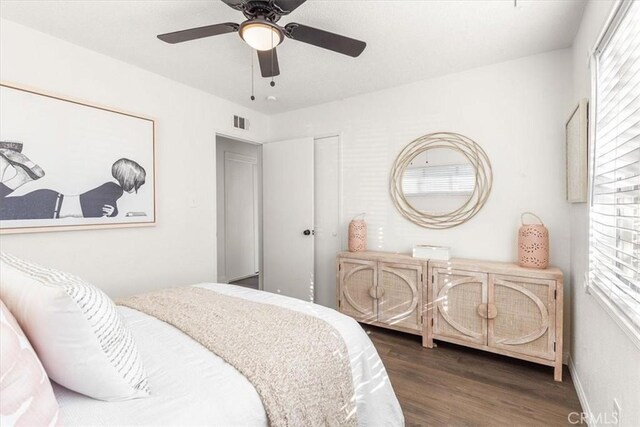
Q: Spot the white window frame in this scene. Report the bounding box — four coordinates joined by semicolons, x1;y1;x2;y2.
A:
588;0;640;349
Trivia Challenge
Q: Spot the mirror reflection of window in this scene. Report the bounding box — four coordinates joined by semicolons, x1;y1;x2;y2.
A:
402;164;475;196
401;148;475;214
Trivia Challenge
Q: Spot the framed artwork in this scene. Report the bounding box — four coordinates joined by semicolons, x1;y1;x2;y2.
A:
566;98;588;203
0;83;155;234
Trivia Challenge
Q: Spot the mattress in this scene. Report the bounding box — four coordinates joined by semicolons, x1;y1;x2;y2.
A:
53;283;404;426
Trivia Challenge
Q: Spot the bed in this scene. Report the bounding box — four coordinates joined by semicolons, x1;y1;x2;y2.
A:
52;283;405;426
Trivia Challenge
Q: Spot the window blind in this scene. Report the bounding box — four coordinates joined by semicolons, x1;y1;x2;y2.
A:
402;163;475;197
590;0;640;331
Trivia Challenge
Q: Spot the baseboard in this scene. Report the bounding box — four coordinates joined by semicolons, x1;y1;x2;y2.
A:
569;356;593;425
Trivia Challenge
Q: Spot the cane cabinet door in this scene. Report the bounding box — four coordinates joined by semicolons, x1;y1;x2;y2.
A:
432;268;488;345
488;274;557;360
377;262;423;332
338;258;377;322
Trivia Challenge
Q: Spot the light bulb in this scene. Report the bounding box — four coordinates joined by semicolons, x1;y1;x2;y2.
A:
240;21;283;51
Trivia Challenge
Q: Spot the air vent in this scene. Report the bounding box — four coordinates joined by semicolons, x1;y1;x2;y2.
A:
233;115;249;130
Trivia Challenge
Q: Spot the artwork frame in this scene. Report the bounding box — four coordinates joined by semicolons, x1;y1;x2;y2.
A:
0;82;156;234
566;98;589;203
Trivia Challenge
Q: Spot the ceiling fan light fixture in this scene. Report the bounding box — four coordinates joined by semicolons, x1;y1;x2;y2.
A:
158;0;367;79
239;20;283;51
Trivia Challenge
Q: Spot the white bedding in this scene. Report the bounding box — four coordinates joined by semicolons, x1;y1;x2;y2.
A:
53;283;404;426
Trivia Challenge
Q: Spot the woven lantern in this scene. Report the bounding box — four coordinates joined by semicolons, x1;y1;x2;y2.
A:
348;214;367;252
518;212;549;269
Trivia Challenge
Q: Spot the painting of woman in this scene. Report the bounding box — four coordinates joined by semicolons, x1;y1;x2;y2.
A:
0;143;147;221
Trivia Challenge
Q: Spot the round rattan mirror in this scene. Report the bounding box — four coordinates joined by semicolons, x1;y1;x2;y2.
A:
390;132;492;229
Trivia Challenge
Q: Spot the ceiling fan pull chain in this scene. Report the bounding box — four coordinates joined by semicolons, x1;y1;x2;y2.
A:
270;30;276;87
250;47;255;100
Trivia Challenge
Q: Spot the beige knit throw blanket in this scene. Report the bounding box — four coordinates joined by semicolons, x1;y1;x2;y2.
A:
118;286;357;427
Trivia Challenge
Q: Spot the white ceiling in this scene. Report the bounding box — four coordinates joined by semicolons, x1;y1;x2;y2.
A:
0;0;586;115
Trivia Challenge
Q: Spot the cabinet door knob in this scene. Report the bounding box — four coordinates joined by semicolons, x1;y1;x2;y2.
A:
477;303;498;319
487;303;498;319
368;287;385;299
477;303;488;318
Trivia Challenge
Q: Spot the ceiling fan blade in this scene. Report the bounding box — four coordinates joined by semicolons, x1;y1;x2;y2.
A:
284;23;366;57
157;23;239;44
272;0;307;14
220;0;245;11
257;48;280;77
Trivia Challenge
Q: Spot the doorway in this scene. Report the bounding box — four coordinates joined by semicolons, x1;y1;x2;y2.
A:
216;135;261;290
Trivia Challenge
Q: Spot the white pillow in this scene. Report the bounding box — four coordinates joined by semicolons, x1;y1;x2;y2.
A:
0;252;149;401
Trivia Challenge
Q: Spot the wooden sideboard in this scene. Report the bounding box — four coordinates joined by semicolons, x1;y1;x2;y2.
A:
336;251;564;381
336;251;426;336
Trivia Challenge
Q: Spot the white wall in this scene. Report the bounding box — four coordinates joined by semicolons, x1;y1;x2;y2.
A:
270;49;574;350
216;135;260;283
569;2;640;425
0;19;269;298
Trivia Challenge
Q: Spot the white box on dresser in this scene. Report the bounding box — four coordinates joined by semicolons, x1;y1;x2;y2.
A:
412;245;451;260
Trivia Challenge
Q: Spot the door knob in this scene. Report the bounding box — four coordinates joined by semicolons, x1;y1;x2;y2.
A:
477;303;498;319
477;304;487;318
303;229;311;236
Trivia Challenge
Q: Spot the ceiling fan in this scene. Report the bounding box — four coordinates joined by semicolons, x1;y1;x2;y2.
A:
157;0;367;79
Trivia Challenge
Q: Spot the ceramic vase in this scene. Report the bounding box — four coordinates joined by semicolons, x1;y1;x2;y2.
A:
518;212;549;269
348;215;367;252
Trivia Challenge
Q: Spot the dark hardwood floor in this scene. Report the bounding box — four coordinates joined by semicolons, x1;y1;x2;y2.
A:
365;325;583;426
229;275;259;289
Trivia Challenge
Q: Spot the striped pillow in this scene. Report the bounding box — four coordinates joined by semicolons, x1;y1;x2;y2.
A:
0;252;149;401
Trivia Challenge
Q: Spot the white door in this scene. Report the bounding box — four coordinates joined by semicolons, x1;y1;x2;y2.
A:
314;136;341;308
225;152;258;281
263;137;315;301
